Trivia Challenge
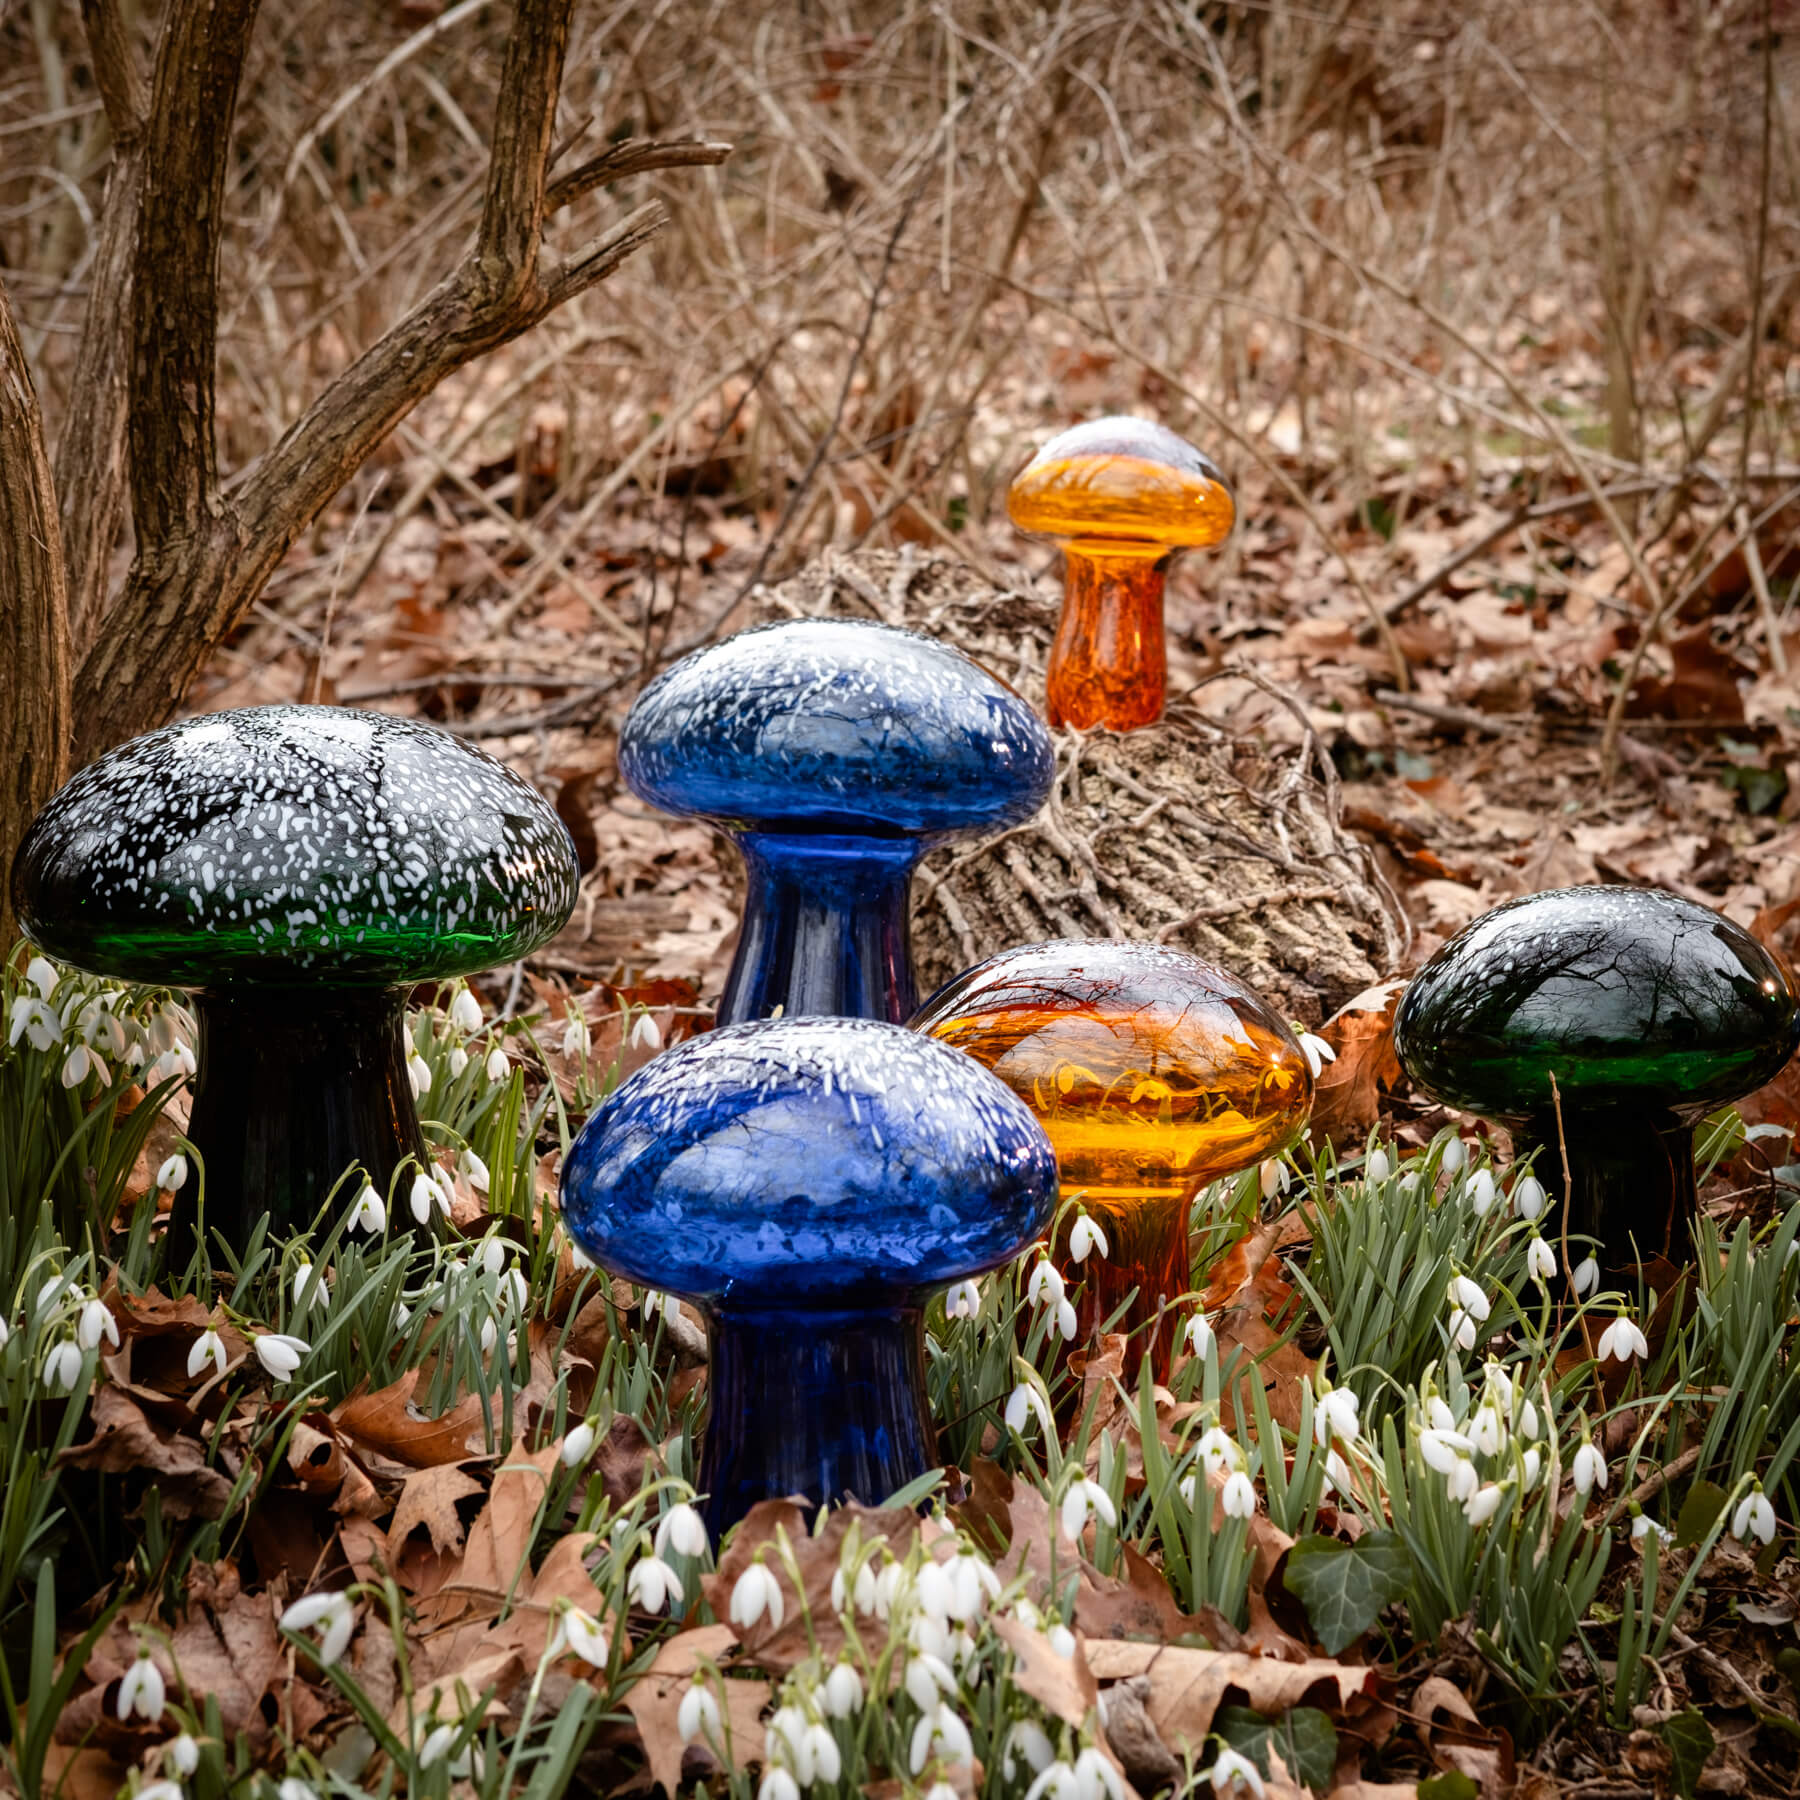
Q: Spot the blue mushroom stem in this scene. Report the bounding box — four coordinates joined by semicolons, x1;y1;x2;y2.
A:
720;832;920;1025
698;1304;936;1536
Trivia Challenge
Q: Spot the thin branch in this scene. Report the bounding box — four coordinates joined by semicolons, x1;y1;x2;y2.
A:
78;0;147;141
474;0;571;292
545;136;733;213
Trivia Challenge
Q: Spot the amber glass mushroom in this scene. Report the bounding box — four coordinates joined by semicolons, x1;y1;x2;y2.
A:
1008;417;1234;732
911;939;1311;1375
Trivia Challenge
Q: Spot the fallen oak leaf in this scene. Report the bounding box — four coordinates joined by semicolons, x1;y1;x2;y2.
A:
1307;981;1405;1149
621;1625;768;1796
56;1385;237;1520
389;1464;487;1559
332;1368;484;1470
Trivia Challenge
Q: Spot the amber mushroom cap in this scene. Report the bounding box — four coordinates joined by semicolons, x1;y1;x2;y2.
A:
1008;416;1235;558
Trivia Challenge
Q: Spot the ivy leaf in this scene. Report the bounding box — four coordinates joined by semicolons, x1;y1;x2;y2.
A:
1662;1708;1715;1799
1675;1480;1729;1549
1280;1529;1412;1655
1417;1774;1479;1800
1214;1705;1337;1790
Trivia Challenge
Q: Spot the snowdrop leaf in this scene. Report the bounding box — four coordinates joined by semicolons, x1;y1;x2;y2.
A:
1279;1529;1412;1655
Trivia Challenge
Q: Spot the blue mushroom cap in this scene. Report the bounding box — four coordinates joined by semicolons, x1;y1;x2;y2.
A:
561;1016;1059;1307
618;619;1054;839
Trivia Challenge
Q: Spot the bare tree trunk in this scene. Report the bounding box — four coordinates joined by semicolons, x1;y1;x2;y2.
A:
0;277;72;951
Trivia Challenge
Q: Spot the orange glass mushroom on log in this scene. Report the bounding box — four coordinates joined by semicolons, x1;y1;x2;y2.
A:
1009;417;1234;732
911;939;1311;1376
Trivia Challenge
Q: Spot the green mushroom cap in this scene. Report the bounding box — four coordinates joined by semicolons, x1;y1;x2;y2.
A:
1394;885;1800;1121
12;706;580;990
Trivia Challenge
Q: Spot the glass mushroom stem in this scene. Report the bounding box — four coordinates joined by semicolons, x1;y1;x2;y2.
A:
701;1304;934;1537
718;831;920;1025
911;940;1312;1380
1008;416;1234;734
1046;548;1171;733
174;986;430;1266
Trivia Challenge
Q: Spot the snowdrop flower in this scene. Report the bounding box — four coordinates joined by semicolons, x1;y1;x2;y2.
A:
1632;1512;1670;1546
678;1676;722;1744
1572;1255;1599;1297
1419;1427;1474;1474
1053;1296;1078;1339
904;1654;957;1710
451;987;483;1035
1464;1483;1505;1527
43;1337;83;1392
167;1733;200;1777
1074;1746;1125;1800
76;1298;118;1352
1221;1470;1257;1518
1466;1168;1498;1217
1297;1031;1336;1079
255;1332;309;1383
8;995;58;1052
291;1259;330;1312
830;1558;878;1615
1005;1719;1057;1780
0;1317;8;1351
567;1237;594;1270
909;1703;974;1774
823;1657;865;1717
1596;1313;1649;1363
479;1239;509;1281
1259;1158;1287;1199
1025;1763;1081;1800
561;1014;590;1060
1733;1488;1777;1546
551;1603;611;1668
1572;1441;1608;1496
730;1558;785;1631
1446;1458;1478;1503
281;1589;355;1666
1448;1273;1491;1322
62;1043;109;1088
448;1045;469;1077
1069;1214;1109;1263
1060;1476;1118;1542
642;1288;670;1319
1314;1383;1361;1447
1185;1310;1214;1359
562;1419;597;1468
278;1782;317;1800
1322;1449;1354;1495
630;1011;663;1052
1047;1623;1078;1658
1512;1174;1548;1221
758;1771;800;1800
461;1149;490;1193
116;1649;165;1721
156;1152;189;1192
418;1722;460;1769
34;1274;67;1316
409;1170;450;1226
1469;1405;1505;1458
1028;1259;1066;1309
1521;1446;1542;1490
1364;1144;1391;1183
1446;1308;1479;1352
656;1501;709;1561
187;1328;227;1382
1006;1380;1054;1439
346;1182;385;1235
1518;1397;1540;1440
1202;1746;1266;1798
25;955;58;1000
1197;1425;1243;1477
1527;1236;1557;1285
485;1044;510;1082
628;1554;685;1613
1440;1135;1468;1174
477;1315;499;1354
945;1279;982;1319
174;1040;198;1078
406;1049;432;1098
1426;1395;1457;1433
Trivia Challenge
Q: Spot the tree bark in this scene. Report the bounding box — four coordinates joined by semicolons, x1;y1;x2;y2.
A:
0;276;72;951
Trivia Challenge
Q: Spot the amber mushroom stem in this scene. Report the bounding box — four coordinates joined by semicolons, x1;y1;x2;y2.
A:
1048;551;1170;733
1063;1189;1189;1381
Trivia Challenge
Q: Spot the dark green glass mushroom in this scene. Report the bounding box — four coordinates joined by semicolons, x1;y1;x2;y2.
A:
11;706;579;1260
1394;886;1800;1272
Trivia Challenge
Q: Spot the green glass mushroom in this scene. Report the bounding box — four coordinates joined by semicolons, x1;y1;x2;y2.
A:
11;706;579;1260
1394;886;1800;1273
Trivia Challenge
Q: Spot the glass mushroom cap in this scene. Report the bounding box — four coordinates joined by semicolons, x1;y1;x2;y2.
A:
620;618;1054;1025
1395;885;1800;1272
11;705;580;1258
1008;416;1235;559
911;939;1311;1369
1008;416;1234;734
561;1016;1057;1530
12;706;579;989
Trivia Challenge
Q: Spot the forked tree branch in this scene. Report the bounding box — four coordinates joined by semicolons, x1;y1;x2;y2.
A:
69;0;729;763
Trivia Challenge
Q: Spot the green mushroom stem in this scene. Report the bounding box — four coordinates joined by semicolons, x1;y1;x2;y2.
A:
172;987;432;1266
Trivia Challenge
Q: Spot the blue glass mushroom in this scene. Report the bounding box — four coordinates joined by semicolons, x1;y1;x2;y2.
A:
561;1015;1058;1533
11;706;580;1260
618;619;1054;1025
